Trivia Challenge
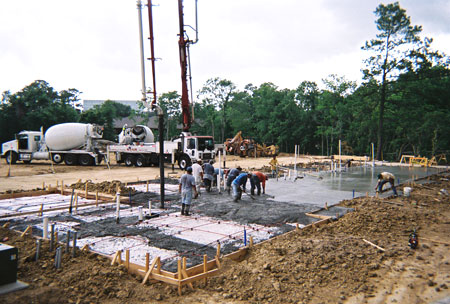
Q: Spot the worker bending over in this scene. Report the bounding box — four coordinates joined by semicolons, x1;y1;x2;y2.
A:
226;166;242;194
375;172;398;196
232;172;251;202
250;171;268;195
179;167;197;216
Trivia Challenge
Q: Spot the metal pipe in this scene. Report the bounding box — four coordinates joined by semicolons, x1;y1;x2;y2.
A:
43;217;48;239
147;0;157;107
36;239;41;261
65;230;71;253
116;192;120;224
72;231;77;258
50;223;55;251
137;0;147;102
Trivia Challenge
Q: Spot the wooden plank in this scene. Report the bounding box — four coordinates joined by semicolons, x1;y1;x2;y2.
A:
142;257;159;285
111;251;120;266
0;199;116;219
363;239;385;252
421;237;450;246
305;213;332;220
215;256;221;269
181;268;220;285
224;247;248;262
81;244;89;251
181;269;194;289
20;226;32;238
148;272;179;286
0;189;58;200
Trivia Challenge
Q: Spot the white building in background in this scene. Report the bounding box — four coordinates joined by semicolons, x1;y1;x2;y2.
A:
82;99;141;111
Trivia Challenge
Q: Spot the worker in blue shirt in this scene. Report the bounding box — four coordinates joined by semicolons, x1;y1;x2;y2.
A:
226;166;242;194
232;172;251;202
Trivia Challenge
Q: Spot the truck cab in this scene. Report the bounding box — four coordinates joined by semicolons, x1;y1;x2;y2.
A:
1;131;45;164
176;133;215;169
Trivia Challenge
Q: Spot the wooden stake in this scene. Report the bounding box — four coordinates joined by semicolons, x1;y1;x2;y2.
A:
111;250;120;265
95;191;99;207
178;259;182;296
20;226;32;238
324;202;328;210
145;253;149;272
81;244;89;251
74;194;78;212
203;255;207;286
146;180;149;192
216;243;221;258
39;204;44;217
249;236;254;247
2;222;10;228
182;257;194;289
125;249;130;270
85;183;88;199
142;257;159;285
295;223;299;231
362;239;385;252
61;180;64;195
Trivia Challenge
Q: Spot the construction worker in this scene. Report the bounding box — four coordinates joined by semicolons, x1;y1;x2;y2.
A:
232;172;251;202
250;171;268;195
269;155;279;178
178;167;197;216
375;172;398;196
225;166;242;194
203;160;215;192
191;160;203;195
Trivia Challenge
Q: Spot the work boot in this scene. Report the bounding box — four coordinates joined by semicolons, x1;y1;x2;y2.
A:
185;205;190;216
181;203;185;215
251;190;255;196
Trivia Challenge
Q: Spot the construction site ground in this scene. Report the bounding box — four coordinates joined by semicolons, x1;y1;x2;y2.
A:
0;155;449;304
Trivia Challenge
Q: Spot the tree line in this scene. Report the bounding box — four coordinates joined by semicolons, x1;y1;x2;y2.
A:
1;2;449;161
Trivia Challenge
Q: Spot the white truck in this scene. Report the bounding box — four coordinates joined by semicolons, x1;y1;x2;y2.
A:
108;125;215;170
1;123;106;165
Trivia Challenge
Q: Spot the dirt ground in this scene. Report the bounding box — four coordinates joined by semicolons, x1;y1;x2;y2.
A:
1;156;449;304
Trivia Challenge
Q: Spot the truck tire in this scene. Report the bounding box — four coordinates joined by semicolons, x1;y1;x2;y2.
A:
64;154;78;166
178;155;191;170
5;151;18;164
135;154;147;167
79;154;94;166
124;155;136;167
52;153;63;164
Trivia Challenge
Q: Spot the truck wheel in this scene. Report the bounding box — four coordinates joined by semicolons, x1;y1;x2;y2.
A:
178;155;191;170
79;154;94;166
135;155;146;167
64;154;78;166
124;155;136;167
5;152;18;164
52;153;63;164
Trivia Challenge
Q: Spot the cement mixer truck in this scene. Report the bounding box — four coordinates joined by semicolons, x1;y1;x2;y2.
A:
108;125;215;169
1;123;106;165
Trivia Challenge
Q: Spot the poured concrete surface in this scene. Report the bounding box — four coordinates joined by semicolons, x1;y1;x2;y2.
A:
1;164;440;272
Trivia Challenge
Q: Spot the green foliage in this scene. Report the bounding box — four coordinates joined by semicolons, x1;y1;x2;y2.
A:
80;100;133;141
0;80;80;143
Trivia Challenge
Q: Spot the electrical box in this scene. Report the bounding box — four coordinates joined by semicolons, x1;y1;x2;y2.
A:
0;243;18;286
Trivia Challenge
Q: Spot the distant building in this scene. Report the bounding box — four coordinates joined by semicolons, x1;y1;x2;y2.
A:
113;115;159;132
82;99;142;111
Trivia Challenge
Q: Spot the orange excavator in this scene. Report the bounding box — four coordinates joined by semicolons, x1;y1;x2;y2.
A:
224;131;278;157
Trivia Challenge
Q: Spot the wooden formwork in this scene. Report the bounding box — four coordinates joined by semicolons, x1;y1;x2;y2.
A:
107;216;332;295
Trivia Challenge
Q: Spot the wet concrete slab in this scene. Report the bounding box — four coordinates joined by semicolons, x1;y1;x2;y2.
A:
0;164;441;272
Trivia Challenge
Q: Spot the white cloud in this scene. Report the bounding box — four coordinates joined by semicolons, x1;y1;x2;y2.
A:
0;0;449;102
